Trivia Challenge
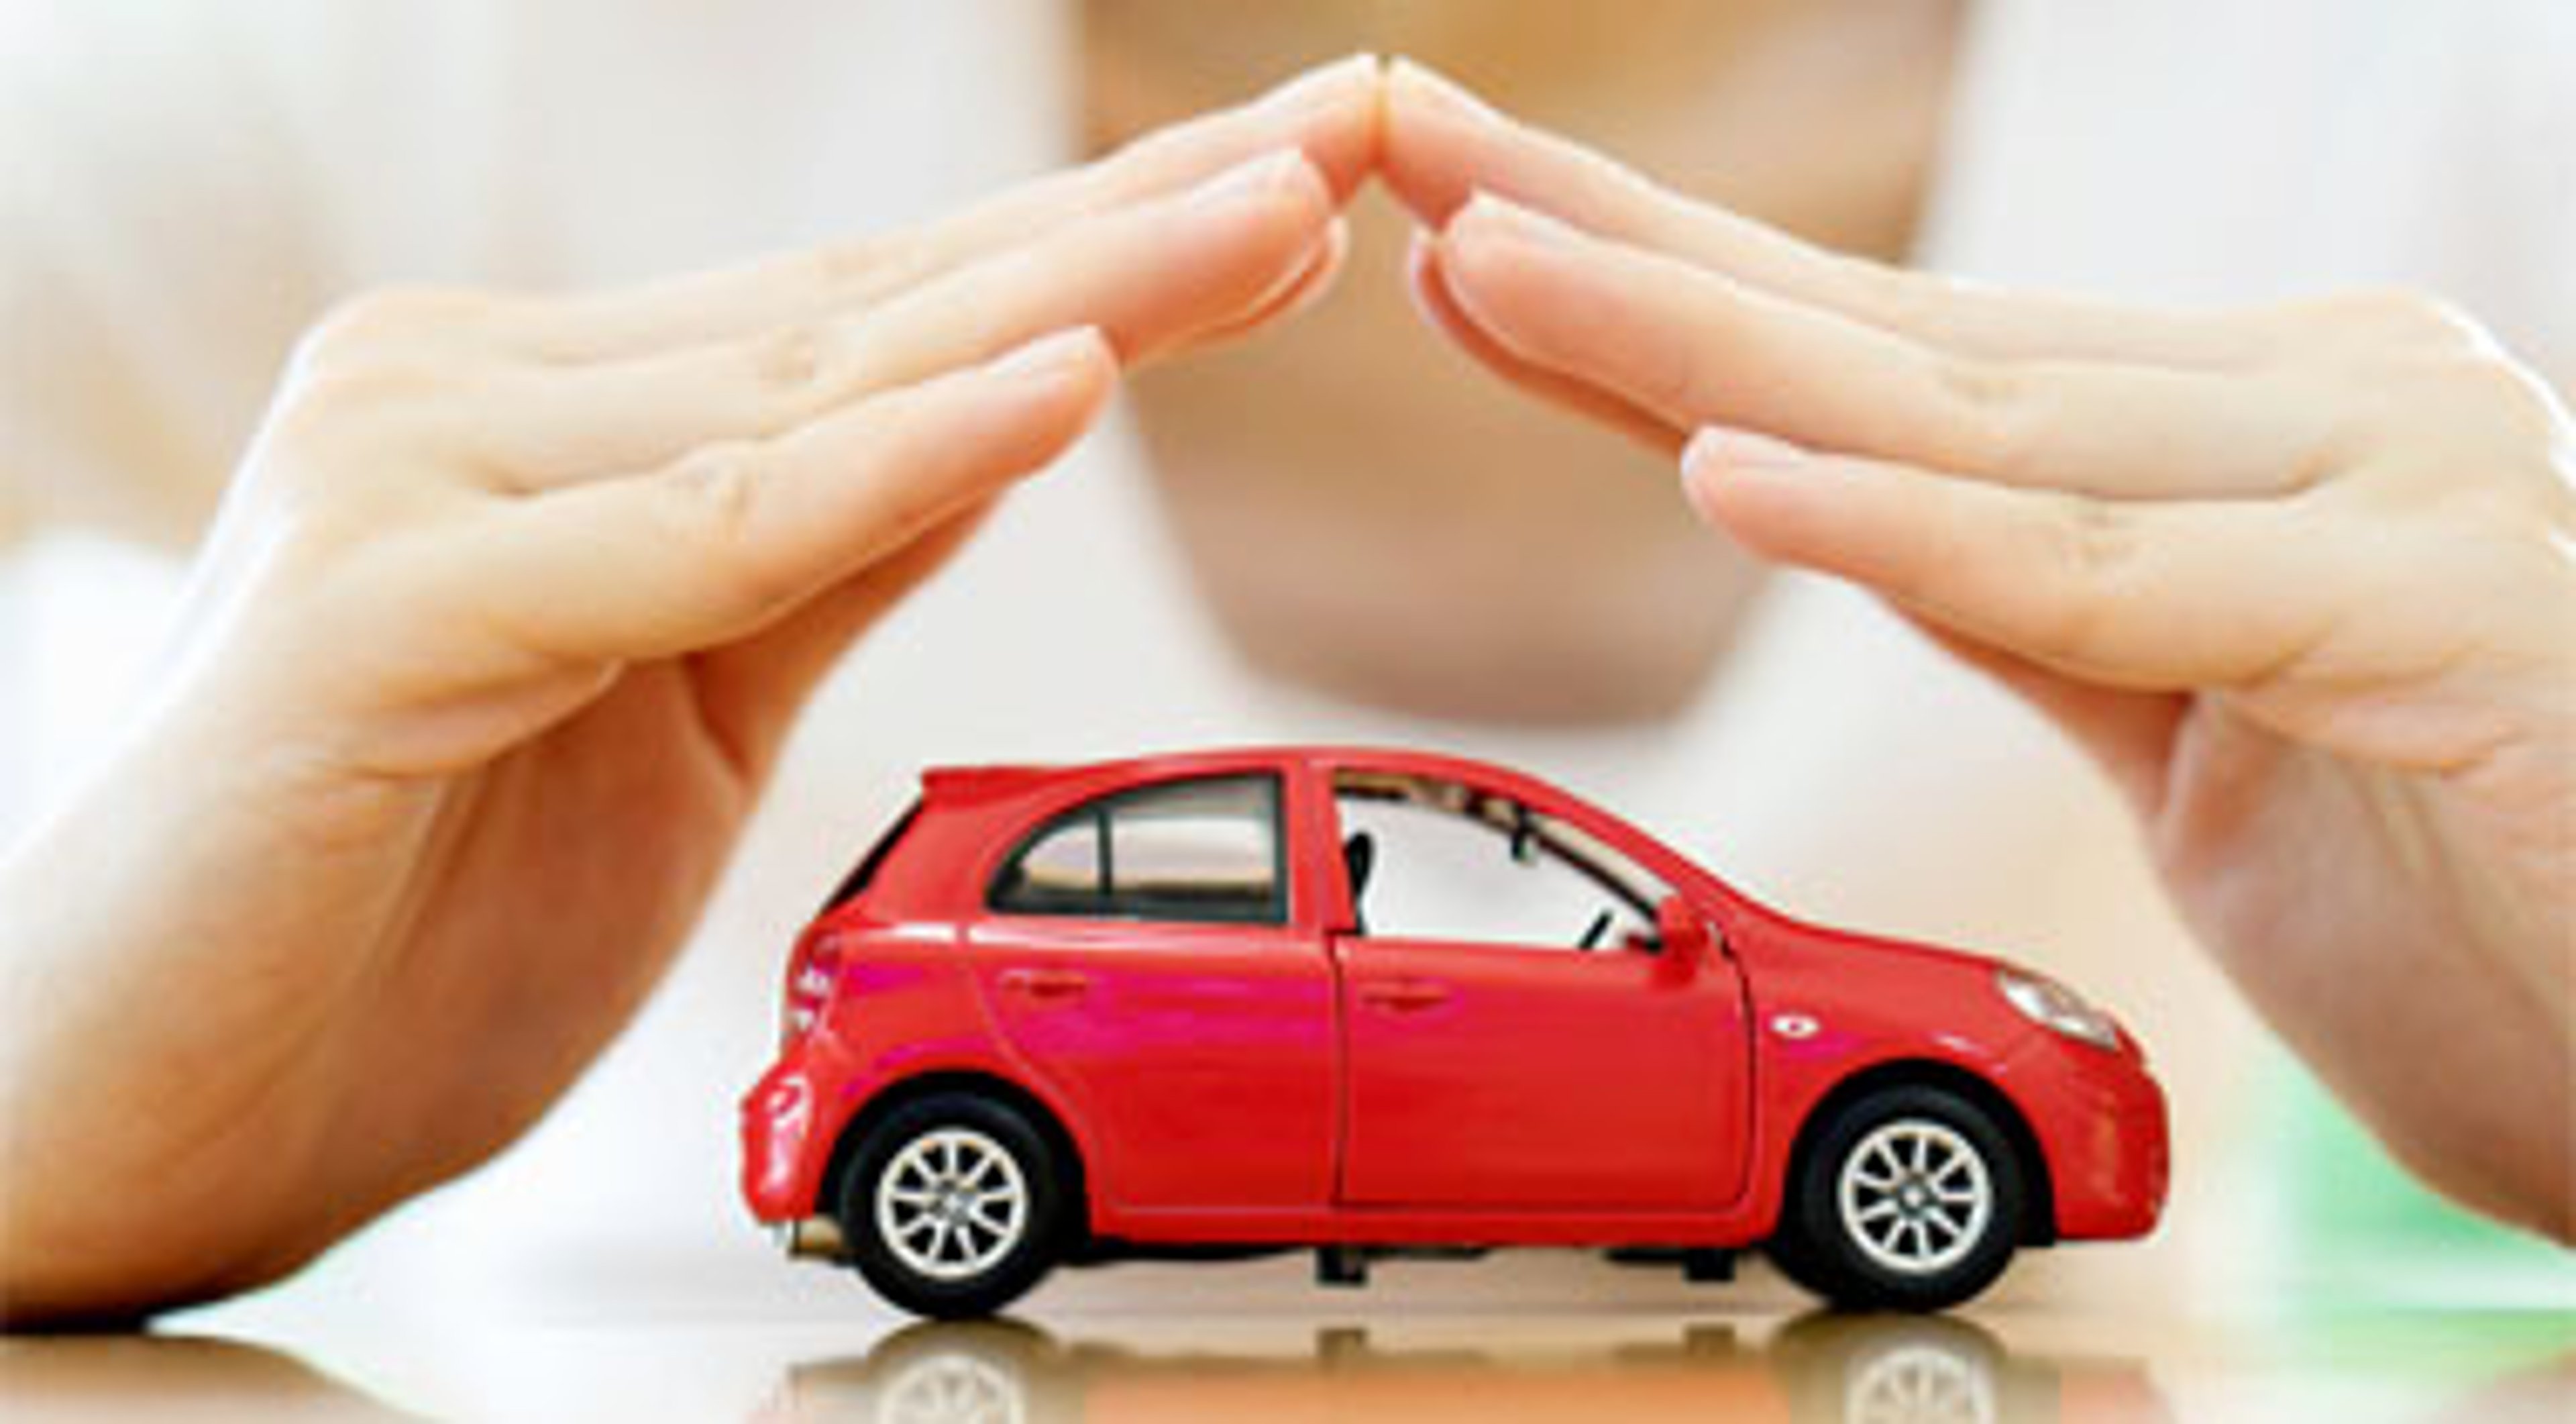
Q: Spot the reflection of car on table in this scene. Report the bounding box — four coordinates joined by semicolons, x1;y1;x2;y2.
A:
768;1315;2174;1424
739;746;2167;1317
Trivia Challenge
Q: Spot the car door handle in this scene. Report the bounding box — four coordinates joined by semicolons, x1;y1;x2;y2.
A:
1358;978;1450;1013
998;967;1091;1001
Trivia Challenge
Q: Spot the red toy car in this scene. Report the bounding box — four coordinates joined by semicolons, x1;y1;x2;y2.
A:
740;747;2167;1318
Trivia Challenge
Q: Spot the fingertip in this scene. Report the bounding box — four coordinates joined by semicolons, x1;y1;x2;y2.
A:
1677;425;1819;540
1425;192;1576;348
1174;216;1354;353
1281;215;1354;319
1401;225;1448;323
1444;189;1585;248
1251;51;1381;117
1049;328;1122;431
1404;226;1505;366
1185;148;1332;223
1240;55;1381;203
1681;424;1811;476
1108;150;1338;361
1058;327;1122;415
1380;57;1491;224
978;325;1118;449
1224;150;1340;266
985;323;1114;387
1386;56;1499;123
1289;52;1387;201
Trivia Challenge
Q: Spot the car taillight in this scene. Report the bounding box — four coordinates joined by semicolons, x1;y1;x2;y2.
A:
782;929;843;1044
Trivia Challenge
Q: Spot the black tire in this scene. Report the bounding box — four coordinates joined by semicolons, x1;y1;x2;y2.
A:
1768;1084;2025;1312
839;1092;1070;1319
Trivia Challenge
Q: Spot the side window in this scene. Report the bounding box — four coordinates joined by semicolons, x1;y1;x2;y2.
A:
1334;772;1665;952
989;773;1287;925
989;809;1105;916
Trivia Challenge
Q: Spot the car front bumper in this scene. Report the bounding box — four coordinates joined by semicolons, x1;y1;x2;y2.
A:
2000;1031;2170;1241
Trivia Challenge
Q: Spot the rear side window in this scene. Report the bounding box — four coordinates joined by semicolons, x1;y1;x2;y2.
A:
990;811;1105;915
989;773;1286;925
818;801;921;914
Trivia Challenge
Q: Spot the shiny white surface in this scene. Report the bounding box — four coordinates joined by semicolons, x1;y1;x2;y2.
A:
4;1253;2570;1422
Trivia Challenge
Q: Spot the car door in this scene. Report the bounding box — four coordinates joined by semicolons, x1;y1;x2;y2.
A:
1329;772;1751;1211
966;769;1337;1213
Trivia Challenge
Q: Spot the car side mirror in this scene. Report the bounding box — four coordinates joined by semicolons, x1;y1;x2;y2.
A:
1656;895;1711;973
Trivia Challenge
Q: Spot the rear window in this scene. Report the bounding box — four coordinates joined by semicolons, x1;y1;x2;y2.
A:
818;800;921;915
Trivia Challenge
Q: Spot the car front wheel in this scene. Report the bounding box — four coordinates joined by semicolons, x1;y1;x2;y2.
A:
1768;1084;2026;1311
840;1092;1068;1319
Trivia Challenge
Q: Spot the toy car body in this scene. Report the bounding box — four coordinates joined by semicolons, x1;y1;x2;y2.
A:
740;746;2167;1317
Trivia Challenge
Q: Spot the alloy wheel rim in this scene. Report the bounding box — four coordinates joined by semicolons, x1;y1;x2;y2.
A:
1835;1119;1992;1276
876;1127;1031;1282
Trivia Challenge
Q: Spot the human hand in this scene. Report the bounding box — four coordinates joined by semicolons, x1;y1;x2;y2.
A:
1380;61;2575;1239
0;56;1377;1324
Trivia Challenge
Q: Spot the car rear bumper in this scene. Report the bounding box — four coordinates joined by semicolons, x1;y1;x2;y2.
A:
2002;1033;2169;1240
740;1050;823;1223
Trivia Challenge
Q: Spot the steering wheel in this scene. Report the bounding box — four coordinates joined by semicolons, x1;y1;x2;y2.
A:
1576;908;1615;952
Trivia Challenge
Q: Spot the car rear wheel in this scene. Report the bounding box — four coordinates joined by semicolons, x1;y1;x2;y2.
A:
1769;1084;2025;1311
840;1092;1068;1319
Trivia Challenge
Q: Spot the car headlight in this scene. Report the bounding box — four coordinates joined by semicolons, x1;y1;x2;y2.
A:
1997;968;2123;1051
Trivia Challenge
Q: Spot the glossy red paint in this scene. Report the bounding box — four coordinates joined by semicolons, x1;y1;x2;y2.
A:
739;746;2167;1288
1336;933;1750;1211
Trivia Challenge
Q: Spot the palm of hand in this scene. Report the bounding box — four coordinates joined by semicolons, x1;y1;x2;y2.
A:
259;505;979;1252
2011;647;2570;1231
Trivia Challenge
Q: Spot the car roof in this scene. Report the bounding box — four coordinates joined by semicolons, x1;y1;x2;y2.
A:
918;746;1547;805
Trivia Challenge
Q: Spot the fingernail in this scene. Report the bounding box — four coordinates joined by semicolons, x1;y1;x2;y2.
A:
1253;52;1379;115
1454;189;1582;247
987;326;1107;382
1389;56;1500;122
1683;425;1810;473
1188;149;1316;209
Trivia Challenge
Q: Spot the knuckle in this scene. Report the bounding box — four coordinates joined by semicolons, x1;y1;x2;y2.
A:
810;230;927;302
1931;352;2039;468
2055;495;2141;579
1869;263;1966;336
667;444;765;542
749;324;823;391
2025;495;2138;656
662;445;791;613
743;322;847;399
